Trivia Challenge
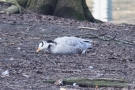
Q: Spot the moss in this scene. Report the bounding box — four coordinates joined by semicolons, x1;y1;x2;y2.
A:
74;0;83;13
27;0;37;11
78;81;128;88
69;8;86;20
44;78;128;88
63;78;128;88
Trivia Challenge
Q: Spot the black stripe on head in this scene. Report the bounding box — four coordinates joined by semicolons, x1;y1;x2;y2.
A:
47;40;55;43
41;41;44;47
84;40;90;43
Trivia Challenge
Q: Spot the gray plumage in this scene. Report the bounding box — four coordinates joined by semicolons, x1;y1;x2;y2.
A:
36;36;92;54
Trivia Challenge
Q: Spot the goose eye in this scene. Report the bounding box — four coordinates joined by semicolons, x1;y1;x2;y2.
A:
39;41;44;47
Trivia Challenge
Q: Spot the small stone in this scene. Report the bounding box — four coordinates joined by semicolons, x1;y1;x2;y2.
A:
97;73;104;77
88;66;94;69
17;47;21;50
9;57;14;61
22;73;30;78
126;60;130;62
73;83;76;87
89;66;94;69
1;70;9;77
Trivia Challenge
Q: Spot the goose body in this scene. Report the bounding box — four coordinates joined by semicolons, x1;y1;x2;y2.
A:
36;36;92;54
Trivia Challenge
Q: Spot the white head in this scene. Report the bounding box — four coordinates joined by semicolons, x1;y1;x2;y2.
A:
36;40;56;52
36;41;49;52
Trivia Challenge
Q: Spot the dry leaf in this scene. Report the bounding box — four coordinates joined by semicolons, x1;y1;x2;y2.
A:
54;79;63;85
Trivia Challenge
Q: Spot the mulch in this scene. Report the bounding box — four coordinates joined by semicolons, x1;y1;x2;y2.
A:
0;13;135;90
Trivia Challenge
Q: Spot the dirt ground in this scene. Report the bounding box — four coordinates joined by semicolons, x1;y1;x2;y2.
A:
0;13;135;90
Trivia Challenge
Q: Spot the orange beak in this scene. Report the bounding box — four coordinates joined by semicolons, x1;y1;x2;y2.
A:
36;48;41;52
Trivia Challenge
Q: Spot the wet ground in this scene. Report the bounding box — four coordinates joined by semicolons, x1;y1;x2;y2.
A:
0;14;135;90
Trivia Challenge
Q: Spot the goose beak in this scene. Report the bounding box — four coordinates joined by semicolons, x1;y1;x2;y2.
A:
36;48;41;52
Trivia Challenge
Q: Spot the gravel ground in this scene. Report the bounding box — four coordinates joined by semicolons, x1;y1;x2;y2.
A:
0;13;135;90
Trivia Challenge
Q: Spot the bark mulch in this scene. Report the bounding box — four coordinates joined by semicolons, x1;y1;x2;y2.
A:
0;14;135;90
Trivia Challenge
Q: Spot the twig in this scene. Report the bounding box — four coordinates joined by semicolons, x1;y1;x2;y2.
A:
75;32;108;40
52;69;80;73
75;32;135;45
105;34;134;45
45;55;56;65
78;26;98;30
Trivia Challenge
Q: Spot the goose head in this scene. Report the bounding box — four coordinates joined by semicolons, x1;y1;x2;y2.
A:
36;40;56;52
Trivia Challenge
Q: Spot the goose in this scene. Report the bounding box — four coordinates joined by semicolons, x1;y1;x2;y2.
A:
36;36;92;54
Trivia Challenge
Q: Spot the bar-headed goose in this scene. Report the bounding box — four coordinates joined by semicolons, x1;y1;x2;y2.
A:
36;36;92;54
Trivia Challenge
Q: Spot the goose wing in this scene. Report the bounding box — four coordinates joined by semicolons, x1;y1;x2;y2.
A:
52;43;83;54
54;36;89;48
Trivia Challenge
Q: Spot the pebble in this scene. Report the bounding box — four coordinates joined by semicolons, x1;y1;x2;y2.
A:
89;66;94;69
1;70;9;77
17;47;21;50
73;83;76;87
22;73;30;78
97;73;104;77
9;57;14;61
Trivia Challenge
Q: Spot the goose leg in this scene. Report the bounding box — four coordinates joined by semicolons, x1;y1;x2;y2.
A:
82;50;86;54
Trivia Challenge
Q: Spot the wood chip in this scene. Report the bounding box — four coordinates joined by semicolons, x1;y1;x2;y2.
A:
78;26;98;30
